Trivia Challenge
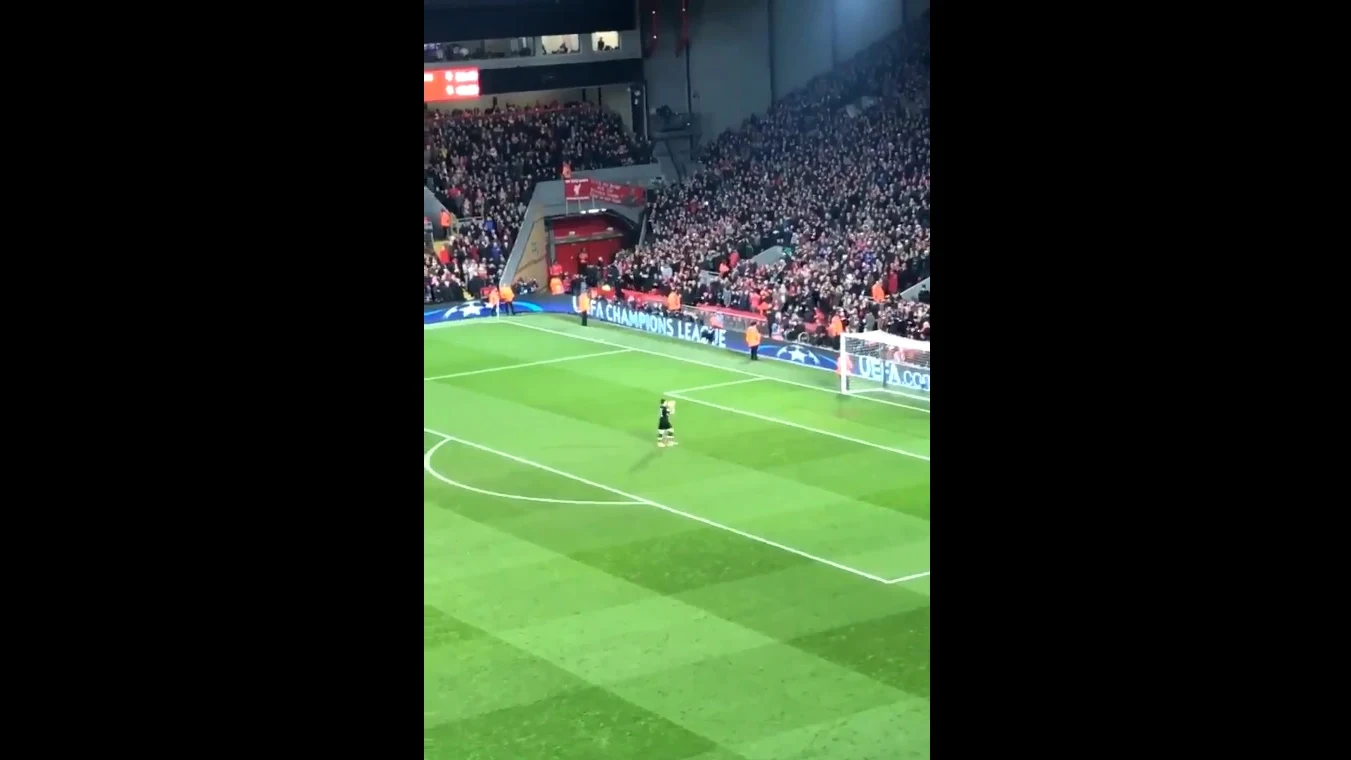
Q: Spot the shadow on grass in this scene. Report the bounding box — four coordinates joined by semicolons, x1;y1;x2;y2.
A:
629;447;662;473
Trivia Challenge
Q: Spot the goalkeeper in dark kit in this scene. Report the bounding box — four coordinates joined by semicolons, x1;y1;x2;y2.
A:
657;399;677;447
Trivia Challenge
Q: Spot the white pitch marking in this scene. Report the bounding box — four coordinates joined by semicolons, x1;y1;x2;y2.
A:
423;319;492;331
422;427;893;584
665;392;931;463
850;387;931;405
424;348;632;381
424;437;642;506
505;319;929;414
664;377;769;395
883;571;931;584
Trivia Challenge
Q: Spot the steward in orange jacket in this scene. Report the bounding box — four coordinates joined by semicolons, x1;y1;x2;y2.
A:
745;324;761;361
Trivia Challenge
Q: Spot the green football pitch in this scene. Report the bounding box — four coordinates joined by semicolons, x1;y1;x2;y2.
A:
424;315;931;759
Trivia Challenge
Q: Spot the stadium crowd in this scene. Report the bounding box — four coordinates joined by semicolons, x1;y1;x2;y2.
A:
423;21;931;347
423;101;653;304
620;28;930;346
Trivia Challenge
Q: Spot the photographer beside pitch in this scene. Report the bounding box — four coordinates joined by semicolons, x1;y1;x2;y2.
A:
701;313;723;344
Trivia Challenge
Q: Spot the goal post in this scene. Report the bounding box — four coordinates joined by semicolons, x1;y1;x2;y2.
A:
839;331;931;401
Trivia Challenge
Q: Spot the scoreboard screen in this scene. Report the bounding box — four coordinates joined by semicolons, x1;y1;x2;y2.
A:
423;68;481;102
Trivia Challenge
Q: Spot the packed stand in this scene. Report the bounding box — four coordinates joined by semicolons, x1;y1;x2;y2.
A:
423;216;510;304
424;226;541;306
619;25;931;348
423;102;654;303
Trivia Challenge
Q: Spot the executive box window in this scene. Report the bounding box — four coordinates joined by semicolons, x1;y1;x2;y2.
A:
509;37;536;56
540;34;580;55
423;37;535;61
592;31;620;52
424;40;486;62
483;37;537;57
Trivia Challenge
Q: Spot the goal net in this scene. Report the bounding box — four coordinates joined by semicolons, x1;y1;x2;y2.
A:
839;331;931;402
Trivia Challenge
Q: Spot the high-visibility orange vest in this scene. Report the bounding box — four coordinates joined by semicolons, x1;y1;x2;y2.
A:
499;284;514;302
439;210;452;227
828;316;843;337
872;282;886;303
666;291;681;312
549;277;564;295
487;289;499;307
745;325;761;347
578;292;591;312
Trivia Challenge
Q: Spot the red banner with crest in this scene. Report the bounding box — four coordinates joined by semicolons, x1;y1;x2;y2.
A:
562;178;647;206
563;178;591;201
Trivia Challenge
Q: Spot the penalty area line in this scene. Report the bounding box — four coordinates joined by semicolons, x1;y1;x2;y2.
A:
424;348;632;381
665;392;931;463
422;427;895;585
504;319;929;415
664;377;769;395
882;571;931;584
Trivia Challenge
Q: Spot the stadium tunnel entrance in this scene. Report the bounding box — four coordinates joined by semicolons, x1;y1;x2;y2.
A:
511;210;639;290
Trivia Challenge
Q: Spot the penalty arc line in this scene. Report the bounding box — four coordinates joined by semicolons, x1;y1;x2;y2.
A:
424;348;633;381
422;427;896;584
504;319;929;415
424;436;642;506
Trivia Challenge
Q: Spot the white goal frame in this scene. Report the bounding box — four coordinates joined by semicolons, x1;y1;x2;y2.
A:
839;330;931;401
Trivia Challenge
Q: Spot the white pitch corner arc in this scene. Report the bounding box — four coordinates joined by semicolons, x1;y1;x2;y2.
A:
424;436;643;506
